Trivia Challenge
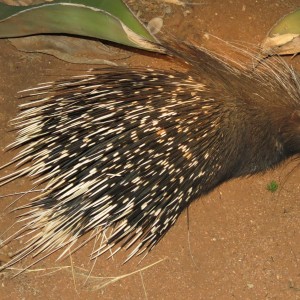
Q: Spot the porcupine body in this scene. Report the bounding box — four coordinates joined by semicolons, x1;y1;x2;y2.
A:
0;43;300;269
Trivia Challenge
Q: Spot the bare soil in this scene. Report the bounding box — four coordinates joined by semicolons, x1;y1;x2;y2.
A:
0;1;300;299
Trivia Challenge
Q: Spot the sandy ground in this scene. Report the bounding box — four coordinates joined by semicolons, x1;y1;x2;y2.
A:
0;0;300;299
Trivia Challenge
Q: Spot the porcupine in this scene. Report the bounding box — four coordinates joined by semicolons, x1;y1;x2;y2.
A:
0;41;300;270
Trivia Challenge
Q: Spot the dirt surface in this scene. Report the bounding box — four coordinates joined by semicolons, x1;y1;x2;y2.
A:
0;0;300;299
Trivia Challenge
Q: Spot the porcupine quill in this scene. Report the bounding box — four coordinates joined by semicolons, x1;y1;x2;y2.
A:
0;42;300;271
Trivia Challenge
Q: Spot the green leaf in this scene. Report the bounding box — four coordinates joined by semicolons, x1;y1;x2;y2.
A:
261;9;300;56
0;1;163;52
269;8;300;36
266;180;279;193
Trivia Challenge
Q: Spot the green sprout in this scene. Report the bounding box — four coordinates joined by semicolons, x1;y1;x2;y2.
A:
267;180;279;193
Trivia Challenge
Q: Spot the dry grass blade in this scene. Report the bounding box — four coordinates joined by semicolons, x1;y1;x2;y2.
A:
87;258;167;291
4;258;167;291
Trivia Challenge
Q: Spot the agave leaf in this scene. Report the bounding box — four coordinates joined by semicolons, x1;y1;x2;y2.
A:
269;8;300;36
261;9;300;56
61;0;154;40
0;1;163;52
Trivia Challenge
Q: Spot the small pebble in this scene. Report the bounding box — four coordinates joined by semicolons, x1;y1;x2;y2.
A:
165;5;172;14
183;10;191;17
147;17;164;35
203;33;210;40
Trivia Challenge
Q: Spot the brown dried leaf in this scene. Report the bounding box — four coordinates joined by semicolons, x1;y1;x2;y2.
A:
9;35;129;65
